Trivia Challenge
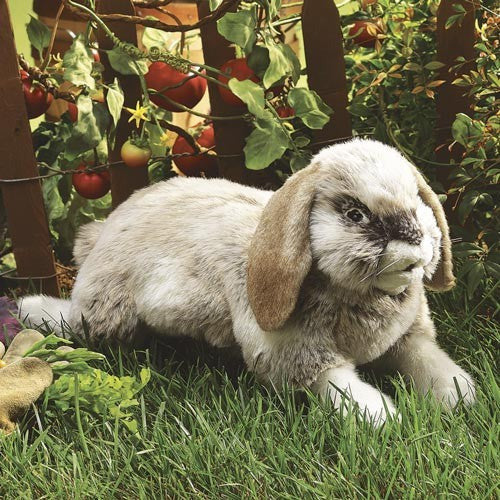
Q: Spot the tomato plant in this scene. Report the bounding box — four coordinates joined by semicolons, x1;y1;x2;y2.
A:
72;164;111;199
218;58;260;106
20;70;53;119
145;62;207;112
121;138;152;169
172;123;218;178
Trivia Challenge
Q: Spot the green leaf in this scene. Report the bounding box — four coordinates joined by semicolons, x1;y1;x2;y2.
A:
465;262;484;298
106;78;125;128
26;16;51;58
451;113;473;146
484;261;500;280
217;8;257;54
142;27;172;50
290;151;312;172
248;45;271;78
42;176;66;222
453;242;484;257
424;61;446;70
263;40;301;88
403;62;422;72
107;46;148;76
63;36;95;89
65;95;110;158
287;88;332;129
244;112;291;170
457;190;480;225
228;78;265;118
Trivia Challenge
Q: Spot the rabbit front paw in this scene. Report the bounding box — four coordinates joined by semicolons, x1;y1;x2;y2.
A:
431;368;476;408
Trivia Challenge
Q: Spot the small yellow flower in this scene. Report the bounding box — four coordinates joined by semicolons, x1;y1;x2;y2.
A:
51;53;64;71
124;101;150;128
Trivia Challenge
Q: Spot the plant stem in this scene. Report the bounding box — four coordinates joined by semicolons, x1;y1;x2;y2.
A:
41;1;66;71
74;374;90;458
149;92;250;121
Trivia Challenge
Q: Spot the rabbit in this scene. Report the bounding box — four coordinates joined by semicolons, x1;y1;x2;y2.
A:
19;138;475;424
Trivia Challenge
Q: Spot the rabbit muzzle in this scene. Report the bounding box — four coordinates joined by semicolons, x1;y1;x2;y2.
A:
375;239;433;295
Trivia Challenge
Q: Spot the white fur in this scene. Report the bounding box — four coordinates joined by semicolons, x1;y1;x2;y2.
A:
19;139;475;423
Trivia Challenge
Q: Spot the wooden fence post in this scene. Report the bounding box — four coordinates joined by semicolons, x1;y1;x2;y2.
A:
302;0;352;151
0;0;59;296
96;0;149;208
435;1;476;167
197;0;274;186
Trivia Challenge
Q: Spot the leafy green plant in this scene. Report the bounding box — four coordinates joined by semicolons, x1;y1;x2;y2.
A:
25;334;151;434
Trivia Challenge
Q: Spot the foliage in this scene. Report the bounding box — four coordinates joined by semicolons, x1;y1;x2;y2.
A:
343;0;499;297
25;333;151;434
0;0;497;296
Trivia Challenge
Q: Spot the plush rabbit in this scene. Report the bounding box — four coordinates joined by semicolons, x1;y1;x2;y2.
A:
19;139;475;423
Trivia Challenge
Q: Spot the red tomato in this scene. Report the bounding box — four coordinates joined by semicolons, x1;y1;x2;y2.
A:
217;58;260;107
20;70;53;119
276;106;295;118
91;48;100;62
67;102;78;122
72;164;111;199
172;123;218;178
145;62;207;112
121;140;152;168
349;20;382;48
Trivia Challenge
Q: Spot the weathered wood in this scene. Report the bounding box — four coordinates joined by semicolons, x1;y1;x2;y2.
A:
197;0;274;186
435;0;476;167
0;0;59;296
302;0;352;150
96;0;149;208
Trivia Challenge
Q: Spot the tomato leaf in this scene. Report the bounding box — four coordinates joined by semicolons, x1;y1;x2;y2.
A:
106;78;125;128
107;46;148;76
290;151;312;172
263;39;301;88
228;79;265;118
287;88;332;129
65;96;110;158
63;36;95;89
26;16;51;58
244;112;291;169
217;8;257;54
141;27;172;50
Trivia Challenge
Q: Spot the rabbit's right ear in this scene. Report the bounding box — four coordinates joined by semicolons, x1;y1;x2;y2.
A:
247;163;322;332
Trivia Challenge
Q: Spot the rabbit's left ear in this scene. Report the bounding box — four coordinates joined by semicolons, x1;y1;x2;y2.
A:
247;163;322;331
411;166;455;291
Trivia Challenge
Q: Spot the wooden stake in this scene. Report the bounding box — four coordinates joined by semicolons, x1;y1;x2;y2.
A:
96;0;149;208
197;0;275;186
0;0;59;296
302;0;352;150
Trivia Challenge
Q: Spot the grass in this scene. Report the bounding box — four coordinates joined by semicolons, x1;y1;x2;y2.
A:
0;284;498;499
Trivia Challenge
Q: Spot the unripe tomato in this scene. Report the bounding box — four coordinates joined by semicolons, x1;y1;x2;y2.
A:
145;62;207;112
20;70;53;119
72;164;111;199
172;123;218;178
121;140;152;168
217;58;260;107
349;20;382;48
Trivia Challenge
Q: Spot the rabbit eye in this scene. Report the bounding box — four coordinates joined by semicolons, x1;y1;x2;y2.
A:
346;208;366;223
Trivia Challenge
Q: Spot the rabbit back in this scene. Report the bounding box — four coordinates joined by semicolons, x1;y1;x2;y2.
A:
69;177;272;344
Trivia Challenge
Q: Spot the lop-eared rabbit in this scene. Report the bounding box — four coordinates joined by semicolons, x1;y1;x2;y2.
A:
20;139;475;423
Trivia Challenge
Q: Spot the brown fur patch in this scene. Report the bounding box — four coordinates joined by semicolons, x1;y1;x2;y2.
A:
412;167;455;291
247;163;323;331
